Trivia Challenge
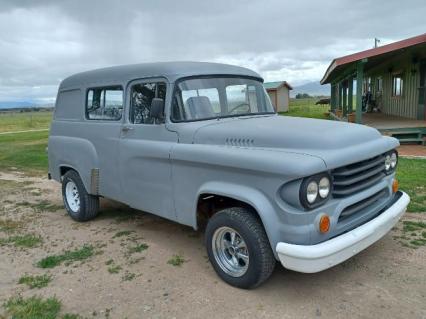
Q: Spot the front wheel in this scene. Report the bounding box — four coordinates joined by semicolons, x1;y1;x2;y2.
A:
205;207;275;289
62;170;99;222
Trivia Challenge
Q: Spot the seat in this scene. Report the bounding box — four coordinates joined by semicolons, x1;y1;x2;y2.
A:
186;96;215;119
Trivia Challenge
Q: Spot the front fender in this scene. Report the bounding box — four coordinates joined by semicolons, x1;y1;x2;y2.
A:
196;181;283;259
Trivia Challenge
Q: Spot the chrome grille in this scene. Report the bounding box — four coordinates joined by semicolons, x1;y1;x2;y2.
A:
338;189;387;222
332;154;386;197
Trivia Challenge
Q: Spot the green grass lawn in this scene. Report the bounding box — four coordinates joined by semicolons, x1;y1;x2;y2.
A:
0;130;48;175
0;111;52;133
280;98;330;119
397;158;426;212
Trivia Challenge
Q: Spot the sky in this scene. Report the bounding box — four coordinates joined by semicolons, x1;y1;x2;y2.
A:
0;0;425;104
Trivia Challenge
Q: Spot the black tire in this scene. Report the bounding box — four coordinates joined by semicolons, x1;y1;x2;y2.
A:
62;170;99;222
205;207;275;289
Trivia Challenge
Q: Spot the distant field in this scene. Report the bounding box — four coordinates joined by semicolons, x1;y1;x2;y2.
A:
280;98;330;120
0;111;52;133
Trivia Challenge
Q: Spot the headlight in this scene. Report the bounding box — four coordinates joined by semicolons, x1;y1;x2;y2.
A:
385;154;391;171
299;173;331;209
319;177;330;198
306;181;318;203
384;150;398;174
390;152;397;168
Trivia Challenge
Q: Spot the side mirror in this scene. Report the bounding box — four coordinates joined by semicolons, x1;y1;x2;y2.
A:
150;98;164;119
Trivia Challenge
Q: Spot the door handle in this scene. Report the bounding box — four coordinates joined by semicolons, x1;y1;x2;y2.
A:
121;126;134;132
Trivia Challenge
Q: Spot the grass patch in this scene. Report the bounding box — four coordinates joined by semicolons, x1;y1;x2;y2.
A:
105;259;114;265
16;200;63;213
122;271;136;281
410;239;426;246
397;220;426;248
0;130;48;175
18;274;52;289
37;245;94;268
3;295;61;319
127;243;149;254
0;234;42;248
112;230;134;238
33;200;63;213
0;218;25;232
167;254;185;266
397;158;426;212
280;98;330;120
107;265;122;274
403;221;426;232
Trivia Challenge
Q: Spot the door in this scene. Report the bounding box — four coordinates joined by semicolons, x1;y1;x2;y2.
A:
119;79;178;220
84;85;124;200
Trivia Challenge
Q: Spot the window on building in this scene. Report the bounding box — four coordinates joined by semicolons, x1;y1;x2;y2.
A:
86;86;123;120
130;82;167;124
376;77;383;93
392;74;403;97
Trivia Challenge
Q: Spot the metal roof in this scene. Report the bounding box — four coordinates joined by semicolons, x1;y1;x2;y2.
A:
263;81;293;90
321;33;426;84
60;61;263;90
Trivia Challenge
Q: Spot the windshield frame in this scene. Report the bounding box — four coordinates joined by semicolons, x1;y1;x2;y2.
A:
170;75;276;123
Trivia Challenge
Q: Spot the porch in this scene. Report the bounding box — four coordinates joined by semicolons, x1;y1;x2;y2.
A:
363;113;426;130
363;113;426;145
321;33;426;138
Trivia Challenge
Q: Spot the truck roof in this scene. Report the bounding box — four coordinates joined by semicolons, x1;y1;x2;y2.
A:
59;61;263;90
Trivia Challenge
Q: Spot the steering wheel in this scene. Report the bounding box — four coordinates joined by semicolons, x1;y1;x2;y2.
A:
228;103;250;114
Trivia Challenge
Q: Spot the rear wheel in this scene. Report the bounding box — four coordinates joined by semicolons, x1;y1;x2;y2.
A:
205;207;275;289
62;170;99;222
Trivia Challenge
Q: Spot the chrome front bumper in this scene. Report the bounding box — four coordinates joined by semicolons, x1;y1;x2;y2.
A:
276;191;410;273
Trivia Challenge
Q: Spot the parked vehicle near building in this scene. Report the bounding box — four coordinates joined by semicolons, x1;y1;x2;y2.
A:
48;62;410;288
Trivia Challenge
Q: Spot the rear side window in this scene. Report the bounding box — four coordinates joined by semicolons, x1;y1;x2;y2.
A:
86;86;123;120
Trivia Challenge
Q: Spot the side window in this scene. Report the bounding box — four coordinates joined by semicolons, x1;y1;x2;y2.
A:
130;82;166;124
86;86;123;120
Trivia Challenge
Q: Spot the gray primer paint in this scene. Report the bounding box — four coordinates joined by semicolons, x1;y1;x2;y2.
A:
48;62;399;260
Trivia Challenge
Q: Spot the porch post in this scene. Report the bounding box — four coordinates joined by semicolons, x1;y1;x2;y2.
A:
356;61;365;124
330;83;336;112
338;82;343;110
342;80;348;117
348;77;353;114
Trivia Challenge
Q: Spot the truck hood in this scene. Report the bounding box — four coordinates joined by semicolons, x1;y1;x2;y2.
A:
192;115;399;169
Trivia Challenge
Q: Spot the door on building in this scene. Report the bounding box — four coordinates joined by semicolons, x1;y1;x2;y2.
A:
421;62;426;120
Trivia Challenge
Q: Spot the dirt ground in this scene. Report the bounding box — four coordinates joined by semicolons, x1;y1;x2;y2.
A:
0;172;425;319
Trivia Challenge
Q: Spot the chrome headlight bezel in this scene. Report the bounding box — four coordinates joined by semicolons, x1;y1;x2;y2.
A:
299;173;332;210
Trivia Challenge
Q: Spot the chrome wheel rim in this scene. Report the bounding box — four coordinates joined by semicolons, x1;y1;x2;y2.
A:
212;226;249;277
65;180;80;212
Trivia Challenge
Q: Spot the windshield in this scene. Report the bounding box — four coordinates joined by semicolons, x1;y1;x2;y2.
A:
171;77;275;122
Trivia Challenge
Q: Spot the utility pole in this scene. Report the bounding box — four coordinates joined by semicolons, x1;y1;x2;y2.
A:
374;38;381;48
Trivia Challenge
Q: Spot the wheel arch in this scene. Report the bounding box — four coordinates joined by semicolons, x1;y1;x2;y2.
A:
49;136;99;194
195;181;279;256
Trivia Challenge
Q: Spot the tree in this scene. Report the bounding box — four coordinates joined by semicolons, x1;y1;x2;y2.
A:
295;93;312;99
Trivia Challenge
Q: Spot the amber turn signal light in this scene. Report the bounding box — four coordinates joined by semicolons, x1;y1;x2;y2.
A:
319;215;330;233
392;179;399;193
